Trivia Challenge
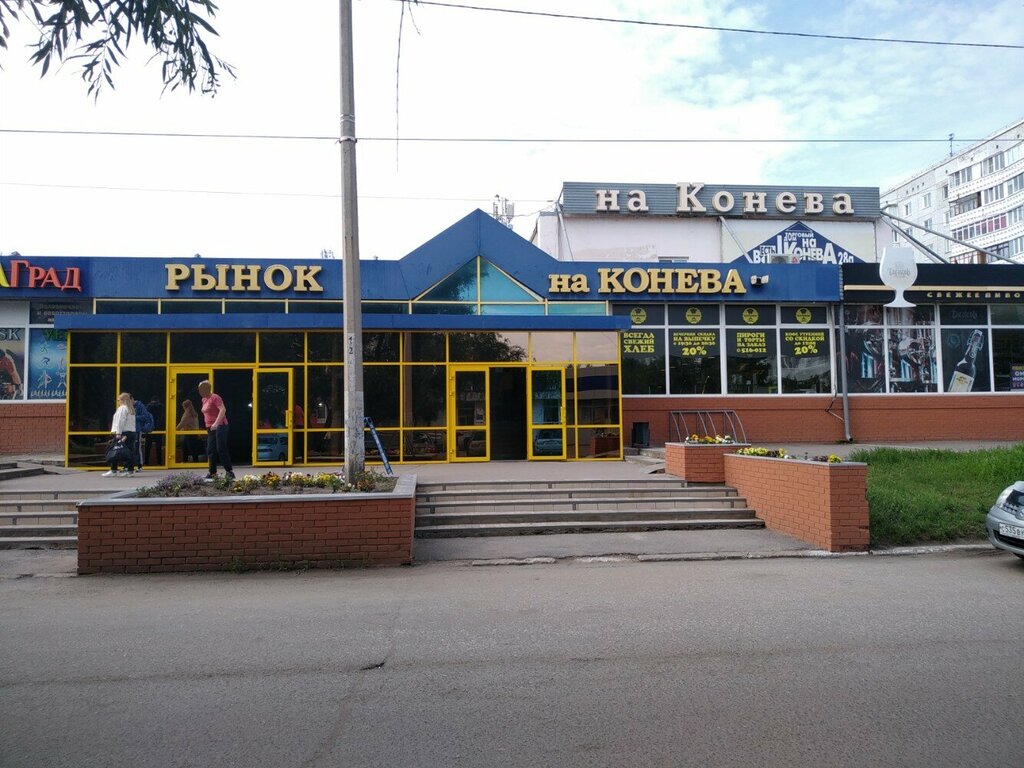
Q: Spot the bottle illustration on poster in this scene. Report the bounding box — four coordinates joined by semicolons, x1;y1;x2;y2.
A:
948;330;985;392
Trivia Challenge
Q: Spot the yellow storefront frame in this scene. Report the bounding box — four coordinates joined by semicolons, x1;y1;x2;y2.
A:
167;366;214;470
252;367;294;467
527;367;567;460
448;366;490;462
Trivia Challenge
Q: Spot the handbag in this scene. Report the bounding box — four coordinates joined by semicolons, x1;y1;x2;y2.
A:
104;439;131;464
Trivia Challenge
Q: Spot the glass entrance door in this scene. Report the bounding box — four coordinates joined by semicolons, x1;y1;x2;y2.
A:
450;367;489;461
528;367;566;460
168;367;212;468
253;368;293;466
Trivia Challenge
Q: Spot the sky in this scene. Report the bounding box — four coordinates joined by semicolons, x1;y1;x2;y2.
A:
0;0;1022;262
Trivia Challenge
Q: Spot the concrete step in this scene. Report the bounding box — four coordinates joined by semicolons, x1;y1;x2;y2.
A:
416;479;692;493
0;511;78;525
0;500;80;514
415;517;765;538
416;507;757;527
0;490;106;501
0;524;78;538
417;495;748;515
417;486;736;502
0;465;48;482
0;535;78;550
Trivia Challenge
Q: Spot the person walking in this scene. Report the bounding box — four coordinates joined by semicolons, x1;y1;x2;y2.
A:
198;380;234;481
102;392;136;477
132;396;154;470
176;399;201;463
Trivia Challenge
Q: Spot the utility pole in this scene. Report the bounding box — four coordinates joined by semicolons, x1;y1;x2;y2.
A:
340;0;365;475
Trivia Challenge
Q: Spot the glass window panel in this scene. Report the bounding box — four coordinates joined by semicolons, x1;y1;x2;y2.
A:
363;332;400;362
887;328;937;392
307;366;344;428
576;364;619;425
225;301;285;314
940;305;988;326
161;301;223;314
68;366;116;431
411;303;477;315
886;306;934;326
95;300;158;315
449;332;527;362
479;303;545;315
170;333;255;363
306;430;344;463
668;305;719;326
725;329;778;394
26;328;67;400
307;332;344;363
404;430;447;462
844;327;885;392
364;365;400;427
121;332;166;364
669;328;721;394
259;332;304;363
531;332;573;362
405;365;446;427
577;427;621;459
548;302;606;316
364;429;400;464
408;332;445;362
288;301;342;314
67;434;114;468
780;306;828;325
419;260;478;302
941;328;990;392
780;329;831;393
993;329;1024;391
70;332;116;364
575;331;618;361
621;329;665;394
725;305;775;326
844;304;883;326
991;305;1024;325
119;368;166;421
479;260;537;302
612;304;664;326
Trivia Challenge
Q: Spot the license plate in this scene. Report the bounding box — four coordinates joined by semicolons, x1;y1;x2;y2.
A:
998;522;1024;539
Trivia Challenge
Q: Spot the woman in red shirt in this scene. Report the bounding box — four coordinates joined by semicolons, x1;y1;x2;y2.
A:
198;379;235;481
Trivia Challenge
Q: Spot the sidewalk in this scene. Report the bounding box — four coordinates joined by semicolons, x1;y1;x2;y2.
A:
2;440;1015;577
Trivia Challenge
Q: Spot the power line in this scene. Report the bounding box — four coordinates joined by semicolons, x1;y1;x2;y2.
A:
0;127;988;144
404;0;1024;50
0;180;553;206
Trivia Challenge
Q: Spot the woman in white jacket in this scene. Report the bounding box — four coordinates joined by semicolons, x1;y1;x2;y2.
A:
103;392;137;476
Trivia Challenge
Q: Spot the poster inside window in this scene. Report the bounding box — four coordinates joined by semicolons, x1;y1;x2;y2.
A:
28;328;68;400
0;328;26;400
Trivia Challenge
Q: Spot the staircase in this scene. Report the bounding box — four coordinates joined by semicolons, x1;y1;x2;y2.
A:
415;478;763;538
0;483;103;550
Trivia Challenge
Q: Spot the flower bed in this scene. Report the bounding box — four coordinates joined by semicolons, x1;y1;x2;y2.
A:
665;441;750;483
135;470;395;498
78;474;416;574
723;454;868;552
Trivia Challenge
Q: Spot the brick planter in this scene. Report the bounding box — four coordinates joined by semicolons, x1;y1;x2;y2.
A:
664;442;749;483
78;475;416;574
723;455;868;552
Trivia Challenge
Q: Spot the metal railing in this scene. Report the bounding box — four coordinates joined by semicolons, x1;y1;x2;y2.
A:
669;410;747;444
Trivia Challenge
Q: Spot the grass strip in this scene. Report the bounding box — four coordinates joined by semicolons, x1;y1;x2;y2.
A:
849;444;1024;547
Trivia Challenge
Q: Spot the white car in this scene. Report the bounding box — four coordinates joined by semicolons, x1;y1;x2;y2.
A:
986;481;1024;560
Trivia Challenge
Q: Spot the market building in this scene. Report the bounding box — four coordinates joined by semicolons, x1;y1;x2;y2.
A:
1;183;1022;469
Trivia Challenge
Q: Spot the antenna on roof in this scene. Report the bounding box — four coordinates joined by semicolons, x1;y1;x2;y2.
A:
492;195;515;228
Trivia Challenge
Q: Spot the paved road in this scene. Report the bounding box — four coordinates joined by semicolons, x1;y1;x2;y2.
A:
2;551;1022;768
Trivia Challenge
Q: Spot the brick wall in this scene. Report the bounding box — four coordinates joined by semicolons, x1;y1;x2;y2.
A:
78;476;416;573
626;394;1024;446
664;442;749;484
0;403;66;455
723;454;869;552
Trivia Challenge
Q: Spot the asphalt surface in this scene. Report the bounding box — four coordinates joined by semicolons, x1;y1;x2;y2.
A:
2;549;1022;768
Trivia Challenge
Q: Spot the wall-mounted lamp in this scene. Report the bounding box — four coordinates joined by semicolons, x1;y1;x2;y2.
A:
750;275;770;286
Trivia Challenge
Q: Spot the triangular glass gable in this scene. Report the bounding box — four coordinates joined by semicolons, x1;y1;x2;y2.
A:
736;222;864;264
480;259;540;302
418;259;478;302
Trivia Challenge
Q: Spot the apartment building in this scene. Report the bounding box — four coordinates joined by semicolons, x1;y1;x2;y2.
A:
881;118;1024;264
